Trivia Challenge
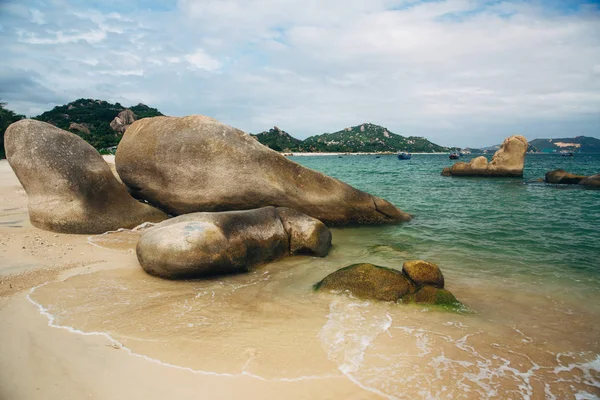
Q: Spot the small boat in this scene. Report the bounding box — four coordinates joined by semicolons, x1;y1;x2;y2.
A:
449;153;460;159
560;151;574;157
397;152;412;160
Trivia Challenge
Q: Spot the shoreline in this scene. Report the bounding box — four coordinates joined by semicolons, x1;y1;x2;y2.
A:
286;152;450;156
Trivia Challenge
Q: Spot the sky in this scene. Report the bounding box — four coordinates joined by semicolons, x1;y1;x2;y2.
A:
0;0;599;147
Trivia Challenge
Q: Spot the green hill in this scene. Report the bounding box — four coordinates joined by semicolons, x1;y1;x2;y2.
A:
529;136;600;153
0;102;26;159
254;123;447;153
251;126;305;152
34;98;163;150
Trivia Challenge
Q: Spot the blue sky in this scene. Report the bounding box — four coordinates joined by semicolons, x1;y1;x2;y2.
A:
1;0;599;147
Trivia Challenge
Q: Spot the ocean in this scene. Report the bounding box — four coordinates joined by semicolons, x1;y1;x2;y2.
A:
30;153;600;399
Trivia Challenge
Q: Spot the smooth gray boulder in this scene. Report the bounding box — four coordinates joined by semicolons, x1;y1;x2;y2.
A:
116;115;410;225
136;206;331;279
442;135;528;177
4;119;167;234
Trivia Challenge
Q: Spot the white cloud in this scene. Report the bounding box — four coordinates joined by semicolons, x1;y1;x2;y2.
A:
0;0;599;146
184;49;222;71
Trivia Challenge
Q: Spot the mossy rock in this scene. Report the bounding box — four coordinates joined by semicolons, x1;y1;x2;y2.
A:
314;263;413;302
401;286;461;307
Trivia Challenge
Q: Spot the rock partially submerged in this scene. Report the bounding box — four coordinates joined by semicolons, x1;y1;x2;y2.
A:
116;115;410;225
314;261;461;307
579;174;600;187
442;135;528;177
136;206;331;279
545;170;586;184
544;170;600;187
313;263;413;302
4;119;167;234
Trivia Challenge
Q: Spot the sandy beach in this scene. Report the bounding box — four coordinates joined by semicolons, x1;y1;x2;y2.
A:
0;159;378;400
2;155;599;400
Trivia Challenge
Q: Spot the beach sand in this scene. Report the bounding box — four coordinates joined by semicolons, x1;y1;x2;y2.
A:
1;158;599;400
0;159;376;400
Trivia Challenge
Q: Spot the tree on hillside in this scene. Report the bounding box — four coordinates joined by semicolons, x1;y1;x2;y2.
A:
0;102;26;159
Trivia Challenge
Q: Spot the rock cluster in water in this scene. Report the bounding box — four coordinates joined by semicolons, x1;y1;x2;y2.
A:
115;115;411;225
4;119;167;234
545;170;600;187
314;261;461;306
137;207;331;279
442;135;528;177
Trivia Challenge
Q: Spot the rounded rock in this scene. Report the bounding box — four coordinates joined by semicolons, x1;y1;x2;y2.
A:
402;260;445;288
116;115;411;225
4;119;166;234
314;263;413;302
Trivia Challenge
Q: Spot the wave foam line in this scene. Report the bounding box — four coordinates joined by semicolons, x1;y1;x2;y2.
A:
26;282;340;383
320;299;398;400
86;222;157;250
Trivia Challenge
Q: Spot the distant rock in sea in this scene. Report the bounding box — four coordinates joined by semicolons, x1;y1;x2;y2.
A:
545;170;600;187
545;170;587;185
4;119;167;234
136;207;331;279
116;115;411;225
442;135;528;177
314;261;461;307
579;174;600;187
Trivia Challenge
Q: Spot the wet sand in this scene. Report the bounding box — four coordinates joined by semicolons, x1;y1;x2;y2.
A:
1;158;599;399
0;159;374;400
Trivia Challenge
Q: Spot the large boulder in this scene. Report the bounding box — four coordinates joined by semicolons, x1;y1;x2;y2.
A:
545;170;586;184
136;206;331;279
115;115;410;225
579;174;600;187
442;135;528;177
4;119;167;234
315;261;462;307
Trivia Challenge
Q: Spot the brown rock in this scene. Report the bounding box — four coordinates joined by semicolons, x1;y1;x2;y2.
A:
68;122;90;135
402;260;444;288
578;174;600;187
116;115;411;225
4;119;167;234
442;135;528;177
136;206;331;279
314;263;413;301
110;109;136;134
401;286;460;306
545;169;586;184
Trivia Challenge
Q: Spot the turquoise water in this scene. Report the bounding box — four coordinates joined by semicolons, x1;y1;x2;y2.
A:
291;154;600;289
29;153;600;398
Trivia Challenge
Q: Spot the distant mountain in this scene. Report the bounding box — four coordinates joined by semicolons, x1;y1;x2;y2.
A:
251;126;305;152
529;136;600;153
253;123;448;153
35;98;163;150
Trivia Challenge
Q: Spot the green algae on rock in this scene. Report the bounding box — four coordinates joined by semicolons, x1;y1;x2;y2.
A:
314;261;462;307
313;263;413;302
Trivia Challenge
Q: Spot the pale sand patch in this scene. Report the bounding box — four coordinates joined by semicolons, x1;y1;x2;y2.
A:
0;159;376;400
